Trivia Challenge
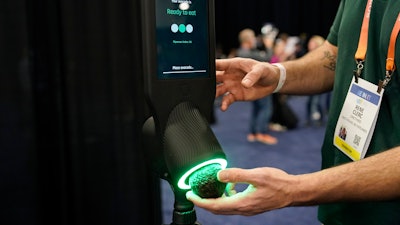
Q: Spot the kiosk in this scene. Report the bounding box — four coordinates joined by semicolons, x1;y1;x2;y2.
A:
141;0;227;224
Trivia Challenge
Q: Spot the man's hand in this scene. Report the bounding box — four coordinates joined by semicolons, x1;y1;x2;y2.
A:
186;167;296;216
215;58;280;111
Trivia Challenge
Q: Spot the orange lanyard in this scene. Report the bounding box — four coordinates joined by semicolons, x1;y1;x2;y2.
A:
353;0;400;93
354;0;373;64
380;13;400;92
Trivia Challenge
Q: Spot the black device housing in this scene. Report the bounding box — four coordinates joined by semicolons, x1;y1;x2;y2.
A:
141;0;219;178
140;0;226;224
141;0;216;132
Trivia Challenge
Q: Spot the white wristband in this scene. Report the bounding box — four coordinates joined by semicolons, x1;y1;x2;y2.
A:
272;63;286;93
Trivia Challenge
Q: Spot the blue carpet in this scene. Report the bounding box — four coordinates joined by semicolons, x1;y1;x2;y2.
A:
162;96;327;225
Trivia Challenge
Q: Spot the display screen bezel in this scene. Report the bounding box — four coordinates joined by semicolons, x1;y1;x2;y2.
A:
155;0;211;80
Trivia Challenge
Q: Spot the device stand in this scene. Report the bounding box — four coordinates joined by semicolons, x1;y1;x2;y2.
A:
142;117;201;225
166;188;201;225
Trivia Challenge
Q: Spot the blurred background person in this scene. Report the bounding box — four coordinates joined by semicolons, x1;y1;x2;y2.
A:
269;36;299;131
259;23;279;56
236;28;277;145
306;35;328;126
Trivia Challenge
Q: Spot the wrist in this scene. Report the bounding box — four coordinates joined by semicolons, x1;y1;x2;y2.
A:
272;63;286;93
289;173;320;206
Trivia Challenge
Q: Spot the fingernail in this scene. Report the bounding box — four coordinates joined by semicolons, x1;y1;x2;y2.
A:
242;78;252;87
221;103;228;111
217;170;227;182
186;191;192;200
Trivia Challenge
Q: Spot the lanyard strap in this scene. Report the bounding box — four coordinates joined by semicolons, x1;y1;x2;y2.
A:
386;13;400;73
378;13;400;92
354;0;400;92
355;0;373;62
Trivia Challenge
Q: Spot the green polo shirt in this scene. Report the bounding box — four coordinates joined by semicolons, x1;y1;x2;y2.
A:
319;0;400;224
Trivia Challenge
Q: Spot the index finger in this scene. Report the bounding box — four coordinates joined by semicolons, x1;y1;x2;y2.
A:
215;58;231;71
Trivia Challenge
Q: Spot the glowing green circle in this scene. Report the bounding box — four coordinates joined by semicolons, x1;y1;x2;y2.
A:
177;158;228;190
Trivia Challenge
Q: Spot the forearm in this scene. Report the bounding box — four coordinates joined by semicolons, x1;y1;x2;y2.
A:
291;147;400;206
278;41;337;95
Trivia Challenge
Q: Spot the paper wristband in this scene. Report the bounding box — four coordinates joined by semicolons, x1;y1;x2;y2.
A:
272;63;286;93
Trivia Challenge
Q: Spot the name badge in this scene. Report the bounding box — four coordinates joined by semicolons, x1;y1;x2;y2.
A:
334;77;383;161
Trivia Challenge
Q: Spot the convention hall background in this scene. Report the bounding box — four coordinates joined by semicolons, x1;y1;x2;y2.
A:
214;0;340;55
1;0;339;224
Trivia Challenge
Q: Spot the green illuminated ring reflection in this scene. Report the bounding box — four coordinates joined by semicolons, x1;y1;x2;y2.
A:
177;158;227;190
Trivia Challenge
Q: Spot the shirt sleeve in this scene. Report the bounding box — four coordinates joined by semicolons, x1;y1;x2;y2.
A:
326;0;345;47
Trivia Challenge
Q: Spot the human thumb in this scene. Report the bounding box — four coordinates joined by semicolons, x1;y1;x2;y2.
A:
217;168;250;183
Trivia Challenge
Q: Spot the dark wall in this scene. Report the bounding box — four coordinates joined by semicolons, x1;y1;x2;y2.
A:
0;0;160;224
214;0;341;54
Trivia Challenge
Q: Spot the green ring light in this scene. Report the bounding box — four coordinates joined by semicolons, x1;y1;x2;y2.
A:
177;158;227;190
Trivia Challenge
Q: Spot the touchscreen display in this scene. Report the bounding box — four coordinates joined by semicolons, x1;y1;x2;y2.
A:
156;0;209;79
